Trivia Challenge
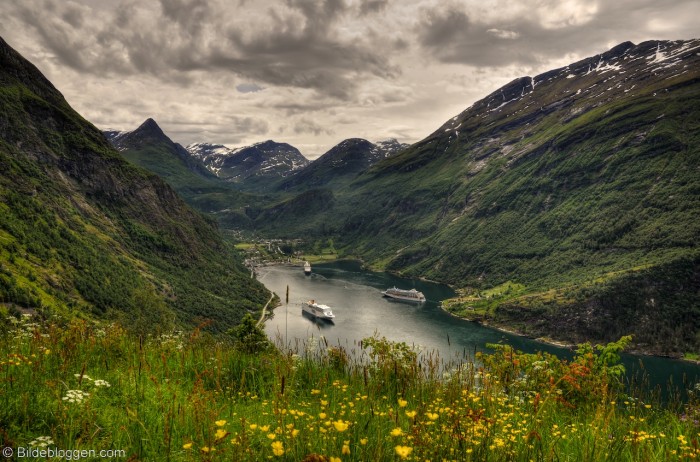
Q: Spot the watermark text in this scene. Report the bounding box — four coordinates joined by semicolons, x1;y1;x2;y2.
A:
3;446;126;460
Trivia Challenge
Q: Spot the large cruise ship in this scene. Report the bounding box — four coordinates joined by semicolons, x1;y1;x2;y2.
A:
302;300;335;321
381;287;426;303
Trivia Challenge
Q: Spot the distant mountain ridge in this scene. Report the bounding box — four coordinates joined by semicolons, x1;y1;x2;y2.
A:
187;140;309;182
103;118;215;180
278;137;409;191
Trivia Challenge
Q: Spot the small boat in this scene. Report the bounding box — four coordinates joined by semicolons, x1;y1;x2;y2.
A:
304;261;311;275
302;300;335;321
382;287;426;303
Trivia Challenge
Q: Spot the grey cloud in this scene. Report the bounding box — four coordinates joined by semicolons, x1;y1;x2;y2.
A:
359;0;389;15
158;115;270;145
487;29;519;40
418;7;471;49
61;2;86;28
415;7;553;67
415;0;700;67
15;5;90;71
294;117;334;136
236;83;263;93
227;116;270;135
8;0;400;100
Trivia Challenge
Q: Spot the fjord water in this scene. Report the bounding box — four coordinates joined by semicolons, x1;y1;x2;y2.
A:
260;260;700;395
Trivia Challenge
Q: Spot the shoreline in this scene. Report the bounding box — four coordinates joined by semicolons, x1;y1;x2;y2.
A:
437;302;700;364
437;303;575;351
252;256;698;365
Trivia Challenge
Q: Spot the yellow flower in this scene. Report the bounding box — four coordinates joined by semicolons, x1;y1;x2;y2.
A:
342;441;351;455
267;433;276;440
319;412;327;419
321;400;329;406
333;420;349;432
215;419;227;427
395;445;413;459
405;410;417;418
311;389;321;395
201;446;215;453
292;429;300;437
215;429;227;439
271;441;284;456
260;425;270;432
427;412;439;420
360;438;368;445
391;428;403;437
250;424;258;430
44;349;51;355
182;443;192;449
398;398;408;407
330;457;341;462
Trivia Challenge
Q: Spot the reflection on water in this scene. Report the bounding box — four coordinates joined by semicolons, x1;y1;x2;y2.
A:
259;260;700;397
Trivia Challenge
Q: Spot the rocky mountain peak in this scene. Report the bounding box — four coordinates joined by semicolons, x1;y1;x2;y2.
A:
185;139;308;182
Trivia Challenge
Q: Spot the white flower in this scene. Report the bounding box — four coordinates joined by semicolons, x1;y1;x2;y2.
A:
62;389;89;404
29;436;54;447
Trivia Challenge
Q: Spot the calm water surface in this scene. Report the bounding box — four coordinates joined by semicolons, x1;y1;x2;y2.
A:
260;260;700;396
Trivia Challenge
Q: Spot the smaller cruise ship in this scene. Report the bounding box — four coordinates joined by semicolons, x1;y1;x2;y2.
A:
304;261;311;275
382;287;426;303
302;300;335;321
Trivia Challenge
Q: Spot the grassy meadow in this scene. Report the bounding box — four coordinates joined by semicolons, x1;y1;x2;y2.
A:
2;313;700;461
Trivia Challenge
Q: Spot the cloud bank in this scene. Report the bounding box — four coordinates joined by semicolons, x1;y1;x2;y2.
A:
1;0;698;157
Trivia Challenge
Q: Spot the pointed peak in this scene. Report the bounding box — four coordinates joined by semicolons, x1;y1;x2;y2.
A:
131;118;169;142
137;118;163;132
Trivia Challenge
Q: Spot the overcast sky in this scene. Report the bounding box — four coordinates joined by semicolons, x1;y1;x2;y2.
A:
2;0;698;158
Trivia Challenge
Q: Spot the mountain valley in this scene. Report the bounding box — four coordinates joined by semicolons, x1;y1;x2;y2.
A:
1;34;699;355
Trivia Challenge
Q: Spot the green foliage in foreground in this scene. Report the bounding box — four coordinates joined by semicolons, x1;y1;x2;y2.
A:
2;315;700;461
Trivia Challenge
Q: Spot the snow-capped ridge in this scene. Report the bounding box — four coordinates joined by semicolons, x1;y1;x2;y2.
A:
438;38;700;133
186;140;309;181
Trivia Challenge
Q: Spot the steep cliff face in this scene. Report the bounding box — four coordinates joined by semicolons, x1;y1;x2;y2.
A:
0;36;267;330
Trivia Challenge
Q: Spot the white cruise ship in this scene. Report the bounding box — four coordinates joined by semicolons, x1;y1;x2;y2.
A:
381;287;426;303
304;261;311;275
302;300;335;321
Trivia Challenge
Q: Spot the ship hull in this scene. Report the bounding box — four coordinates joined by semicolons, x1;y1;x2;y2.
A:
302;302;335;321
381;288;426;303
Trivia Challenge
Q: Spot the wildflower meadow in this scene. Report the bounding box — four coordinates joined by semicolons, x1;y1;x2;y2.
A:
1;313;700;461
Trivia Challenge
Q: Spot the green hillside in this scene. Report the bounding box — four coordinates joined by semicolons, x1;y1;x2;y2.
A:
253;40;700;354
0;37;268;331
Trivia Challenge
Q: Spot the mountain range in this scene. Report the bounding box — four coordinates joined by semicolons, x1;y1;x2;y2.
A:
0;36;268;331
187;140;309;184
277;138;409;192
2;32;698;355
253;39;700;355
107;120;411;227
